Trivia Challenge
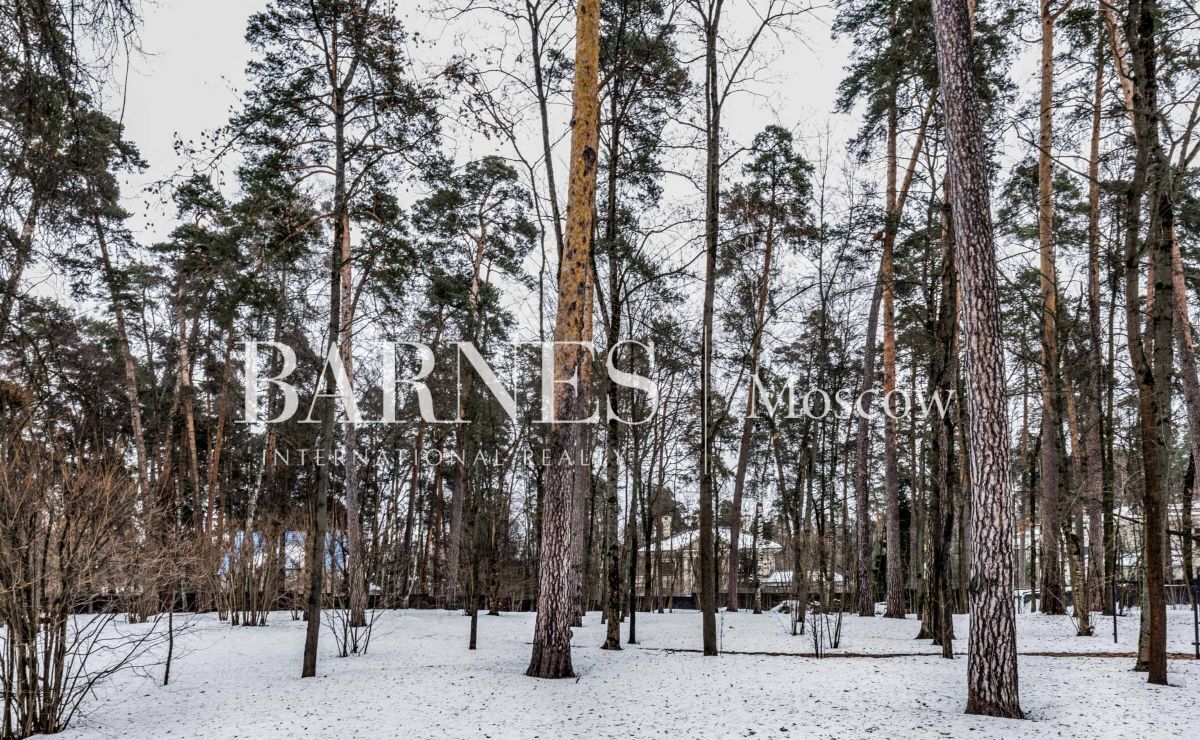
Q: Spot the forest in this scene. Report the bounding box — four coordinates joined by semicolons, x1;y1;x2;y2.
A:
0;0;1198;737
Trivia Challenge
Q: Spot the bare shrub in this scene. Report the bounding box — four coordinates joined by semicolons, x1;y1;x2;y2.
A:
0;432;164;739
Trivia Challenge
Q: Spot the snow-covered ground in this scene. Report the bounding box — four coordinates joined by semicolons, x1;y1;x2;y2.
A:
54;607;1200;739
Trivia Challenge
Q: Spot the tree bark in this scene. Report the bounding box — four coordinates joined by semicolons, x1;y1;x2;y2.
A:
1084;19;1108;613
91;199;151;506
854;279;883;618
1036;0;1065;616
601;82;623;650
930;0;1022;717
338;209;366;628
527;0;600;679
697;0;722;656
728;199;776;612
1124;0;1170;687
878;99;933;621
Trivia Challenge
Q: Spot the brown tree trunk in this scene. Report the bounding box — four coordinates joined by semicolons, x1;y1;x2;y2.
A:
205;324;237;539
1036;0;1066;616
728;205;776;612
400;420;424;601
879;97;932;620
303;16;352;675
854;280;883;618
920;185;957;657
601;86;623;649
526;0;600;679
339;210;366;628
175;280;203;540
1063;385;1094;635
1124;0;1170;687
301;188;341;679
1084;21;1108;612
1169;234;1200;582
931;0;1022;717
697;2;721;656
91;200;151;505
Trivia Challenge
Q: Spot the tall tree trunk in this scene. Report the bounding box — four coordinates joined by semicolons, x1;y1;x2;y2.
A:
880;4;902;619
1063;385;1094;635
931;0;1022;717
626;437;640;644
400;420;424;601
1169;235;1200;583
303;16;352;675
854;280;883;618
526;0;600;679
339;210;366;628
697;1;722;656
1036;0;1065;616
601;86;623;650
91;199;151;505
878;95;934;621
1125;0;1170;687
1084;20;1108;613
750;499;763;614
175;279;203;540
920;185;957;657
205;323;237;540
728;206;776;612
301;186;341;680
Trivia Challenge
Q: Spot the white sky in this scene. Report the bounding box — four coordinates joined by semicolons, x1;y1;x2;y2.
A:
100;0;1115;511
118;1;860;241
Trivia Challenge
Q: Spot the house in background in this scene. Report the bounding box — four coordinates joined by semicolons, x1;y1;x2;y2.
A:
634;517;785;610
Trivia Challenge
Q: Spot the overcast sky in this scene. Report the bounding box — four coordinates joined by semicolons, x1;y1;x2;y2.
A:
118;1;861;240
108;0;1049;355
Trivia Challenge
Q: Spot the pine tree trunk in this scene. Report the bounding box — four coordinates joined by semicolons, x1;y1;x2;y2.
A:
1124;0;1170;687
1063;387;1094;635
527;0;600;679
880;18;902;618
400;420;424;601
301;189;341;680
1169;234;1200;581
697;3;721;656
882;97;933;622
728;209;775;612
930;0;1022;717
1036;0;1066;616
626;448;640;644
854;279;883;618
338;210;366;628
921;189;958;656
1084;22;1108;612
91;201;151;505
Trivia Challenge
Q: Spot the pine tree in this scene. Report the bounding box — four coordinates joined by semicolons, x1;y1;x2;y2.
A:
930;0;1022;718
527;0;601;680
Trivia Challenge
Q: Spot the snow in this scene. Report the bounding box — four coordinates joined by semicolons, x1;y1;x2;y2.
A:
52;608;1200;739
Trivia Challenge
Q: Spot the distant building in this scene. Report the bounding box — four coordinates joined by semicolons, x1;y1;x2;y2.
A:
634;518;784;610
1011;500;1198;607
